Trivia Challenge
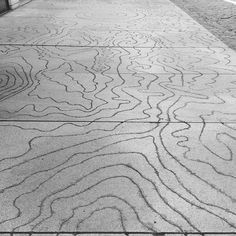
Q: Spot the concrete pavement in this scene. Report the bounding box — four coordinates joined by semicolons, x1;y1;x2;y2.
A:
0;0;236;233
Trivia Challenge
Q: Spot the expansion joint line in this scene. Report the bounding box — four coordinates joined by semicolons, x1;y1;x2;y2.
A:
1;232;236;236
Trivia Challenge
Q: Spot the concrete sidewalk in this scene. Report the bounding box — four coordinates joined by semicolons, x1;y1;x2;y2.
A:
0;0;236;233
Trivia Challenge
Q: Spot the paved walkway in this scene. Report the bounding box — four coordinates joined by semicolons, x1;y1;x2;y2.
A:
0;0;236;233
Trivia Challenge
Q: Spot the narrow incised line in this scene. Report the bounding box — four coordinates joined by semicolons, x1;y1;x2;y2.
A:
0;43;232;49
0;119;234;124
0;231;236;235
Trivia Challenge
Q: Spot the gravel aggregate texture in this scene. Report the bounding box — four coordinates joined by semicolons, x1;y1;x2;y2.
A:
170;0;236;50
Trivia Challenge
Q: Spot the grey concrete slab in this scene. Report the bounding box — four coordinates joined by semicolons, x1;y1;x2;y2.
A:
0;70;236;122
1;0;236;233
0;0;215;36
0;121;236;231
1;46;236;74
0;46;236;122
0;15;206;34
0;0;228;48
0;27;225;48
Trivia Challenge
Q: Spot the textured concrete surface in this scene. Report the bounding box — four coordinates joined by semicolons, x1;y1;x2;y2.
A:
0;0;236;234
169;0;236;51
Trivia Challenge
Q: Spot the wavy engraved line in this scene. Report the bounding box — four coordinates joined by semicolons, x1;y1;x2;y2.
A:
0;58;34;102
3;132;230;230
199;120;235;162
0;123;159;172
43;148;236;228
11;166;185;232
158;123;236;203
146;134;236;229
172;122;236;177
58;195;147;231
75;206;126;231
168;122;236;213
